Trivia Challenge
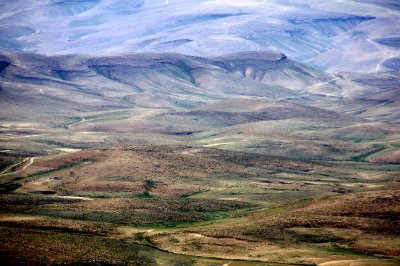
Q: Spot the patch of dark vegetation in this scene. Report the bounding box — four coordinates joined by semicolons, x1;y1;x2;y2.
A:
99;176;137;181
351;145;386;162
136;191;152;198
178;198;254;212
144;179;155;190
288;229;345;244
0;183;21;194
0;194;80;206
0;159;15;172
0;222;108;237
0;194;83;214
39;190;57;195
335;210;400;220
27;162;85;178
25;208;202;226
326;243;375;257
36;139;90;149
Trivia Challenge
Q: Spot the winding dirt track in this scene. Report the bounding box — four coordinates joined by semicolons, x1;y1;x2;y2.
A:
68;117;86;129
0;157;35;177
277;76;340;101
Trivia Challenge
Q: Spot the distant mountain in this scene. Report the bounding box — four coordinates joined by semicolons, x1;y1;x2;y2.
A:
0;51;323;119
1;51;399;161
1;51;398;126
0;0;399;72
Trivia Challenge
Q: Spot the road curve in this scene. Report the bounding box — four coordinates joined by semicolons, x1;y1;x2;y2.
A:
0;157;35;177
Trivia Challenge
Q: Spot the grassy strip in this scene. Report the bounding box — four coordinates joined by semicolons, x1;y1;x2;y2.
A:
351;145;386;162
27;161;92;179
36;139;90;149
25;204;257;229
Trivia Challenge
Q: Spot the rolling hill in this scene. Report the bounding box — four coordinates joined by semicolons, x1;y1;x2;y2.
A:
0;24;399;265
1;51;398;162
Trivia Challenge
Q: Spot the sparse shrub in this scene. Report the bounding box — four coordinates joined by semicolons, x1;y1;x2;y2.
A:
144;179;155;190
138;191;151;198
134;232;145;241
169;237;180;244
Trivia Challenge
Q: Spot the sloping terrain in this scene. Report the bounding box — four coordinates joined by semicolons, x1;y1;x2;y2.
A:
1;51;399;162
0;50;399;265
0;51;328;124
0;146;399;265
0;0;399;72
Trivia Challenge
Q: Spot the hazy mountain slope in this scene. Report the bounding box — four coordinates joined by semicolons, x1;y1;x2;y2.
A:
1;51;398;127
0;0;398;72
0;52;334;121
210;52;333;91
172;98;350;127
2;51;398;162
309;16;400;72
329;72;400;122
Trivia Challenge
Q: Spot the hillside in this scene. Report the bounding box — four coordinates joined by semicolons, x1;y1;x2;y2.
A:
1;51;399;161
0;51;329;123
0;50;399;265
0;0;399;72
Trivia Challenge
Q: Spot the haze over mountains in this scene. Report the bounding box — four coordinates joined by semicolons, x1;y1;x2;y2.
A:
1;51;399;161
0;0;399;72
1;1;400;265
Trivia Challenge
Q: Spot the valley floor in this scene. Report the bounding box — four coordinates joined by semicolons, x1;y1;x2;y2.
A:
0;141;399;265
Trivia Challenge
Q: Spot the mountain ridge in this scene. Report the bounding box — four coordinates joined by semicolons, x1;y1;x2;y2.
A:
1;0;399;72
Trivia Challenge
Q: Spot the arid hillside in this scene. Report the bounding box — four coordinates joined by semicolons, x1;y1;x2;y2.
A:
0;51;399;265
